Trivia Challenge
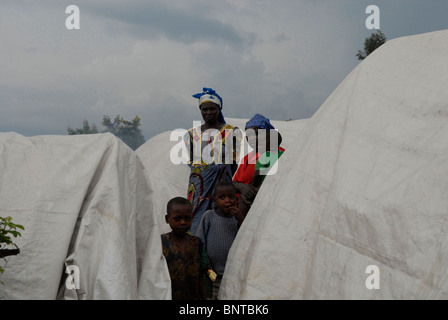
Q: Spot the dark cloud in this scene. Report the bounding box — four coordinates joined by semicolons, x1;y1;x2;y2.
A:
1;0;448;141
86;1;252;49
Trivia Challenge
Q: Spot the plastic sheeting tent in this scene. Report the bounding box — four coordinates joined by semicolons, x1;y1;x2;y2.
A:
0;133;171;299
220;30;448;299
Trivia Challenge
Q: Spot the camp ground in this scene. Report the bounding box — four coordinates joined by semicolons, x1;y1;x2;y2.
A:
1;30;448;299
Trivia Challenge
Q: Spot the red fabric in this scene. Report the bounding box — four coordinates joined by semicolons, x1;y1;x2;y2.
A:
233;147;285;184
233;150;259;184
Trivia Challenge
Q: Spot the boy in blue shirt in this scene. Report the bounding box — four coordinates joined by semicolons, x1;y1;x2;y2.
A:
195;181;245;299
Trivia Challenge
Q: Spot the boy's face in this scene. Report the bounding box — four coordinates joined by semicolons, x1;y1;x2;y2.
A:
166;204;193;235
214;185;237;214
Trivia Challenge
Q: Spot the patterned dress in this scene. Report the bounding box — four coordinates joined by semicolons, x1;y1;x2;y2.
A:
161;233;209;300
184;124;242;234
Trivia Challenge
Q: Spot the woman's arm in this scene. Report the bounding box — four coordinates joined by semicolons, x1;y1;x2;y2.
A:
233;181;258;200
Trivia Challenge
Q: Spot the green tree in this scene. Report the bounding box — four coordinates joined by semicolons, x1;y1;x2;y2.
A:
68;115;145;151
0;216;24;275
356;30;387;60
67;120;98;135
102;115;146;151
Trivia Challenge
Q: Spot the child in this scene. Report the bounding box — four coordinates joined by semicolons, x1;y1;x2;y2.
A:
195;181;245;300
161;197;210;300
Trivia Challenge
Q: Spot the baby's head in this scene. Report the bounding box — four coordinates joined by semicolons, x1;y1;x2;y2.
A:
165;197;193;235
213;181;237;214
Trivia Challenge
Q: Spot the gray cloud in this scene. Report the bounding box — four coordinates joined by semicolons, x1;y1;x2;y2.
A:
1;0;448;141
86;1;252;49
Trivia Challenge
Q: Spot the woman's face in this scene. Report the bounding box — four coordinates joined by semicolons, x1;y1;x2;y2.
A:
246;126;267;152
245;126;259;151
200;102;220;124
246;126;272;153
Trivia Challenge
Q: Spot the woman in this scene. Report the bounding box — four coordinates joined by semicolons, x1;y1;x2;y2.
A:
184;88;242;234
232;114;285;217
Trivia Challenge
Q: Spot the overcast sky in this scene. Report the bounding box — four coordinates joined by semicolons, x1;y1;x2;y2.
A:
1;0;447;140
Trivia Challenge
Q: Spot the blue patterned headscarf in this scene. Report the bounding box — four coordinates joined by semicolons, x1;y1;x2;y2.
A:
193;87;225;124
245;114;275;130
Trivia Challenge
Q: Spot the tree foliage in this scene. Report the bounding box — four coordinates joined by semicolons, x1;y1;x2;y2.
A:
67;120;98;135
357;30;387;60
0;216;24;274
68;115;146;151
102;115;146;151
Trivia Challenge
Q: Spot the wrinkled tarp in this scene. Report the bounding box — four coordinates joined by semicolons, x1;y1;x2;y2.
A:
219;30;448;299
0;132;171;299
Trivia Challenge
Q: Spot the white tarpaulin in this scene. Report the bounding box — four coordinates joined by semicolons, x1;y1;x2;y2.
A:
220;30;448;299
0;132;171;299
